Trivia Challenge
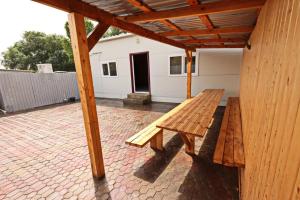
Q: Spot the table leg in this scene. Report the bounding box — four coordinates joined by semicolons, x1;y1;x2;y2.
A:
179;133;195;155
150;129;164;151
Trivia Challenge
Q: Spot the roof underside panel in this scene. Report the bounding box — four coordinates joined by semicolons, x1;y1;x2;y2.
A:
80;0;262;48
167;36;193;41
169;16;207;30
209;10;258;28
138;21;172;33
142;0;190;11
82;0;139;16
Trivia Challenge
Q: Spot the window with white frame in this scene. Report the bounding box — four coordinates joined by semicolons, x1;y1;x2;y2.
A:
169;56;182;75
101;61;117;77
169;54;197;76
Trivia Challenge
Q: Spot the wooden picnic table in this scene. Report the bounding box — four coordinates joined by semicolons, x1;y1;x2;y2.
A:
156;89;224;154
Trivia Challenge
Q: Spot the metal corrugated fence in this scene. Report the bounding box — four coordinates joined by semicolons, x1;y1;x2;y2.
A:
0;71;79;113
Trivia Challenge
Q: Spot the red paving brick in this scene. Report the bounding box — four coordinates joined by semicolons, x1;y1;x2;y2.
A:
0;100;238;199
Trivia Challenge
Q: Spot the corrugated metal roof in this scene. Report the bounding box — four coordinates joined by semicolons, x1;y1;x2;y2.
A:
81;0;259;47
83;0;138;16
170;16;207;30
143;0;190;11
138;21;172;33
209;10;258;28
167;36;192;41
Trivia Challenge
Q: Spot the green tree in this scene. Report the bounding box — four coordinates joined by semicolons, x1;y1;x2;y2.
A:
64;19;94;39
2;19;95;72
102;26;126;38
64;19;94;64
2;31;72;71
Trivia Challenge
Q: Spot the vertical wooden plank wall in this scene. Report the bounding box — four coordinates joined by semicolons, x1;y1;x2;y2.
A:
239;0;300;199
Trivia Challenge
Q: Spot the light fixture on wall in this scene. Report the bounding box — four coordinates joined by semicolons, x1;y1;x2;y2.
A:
136;37;140;44
246;40;251;50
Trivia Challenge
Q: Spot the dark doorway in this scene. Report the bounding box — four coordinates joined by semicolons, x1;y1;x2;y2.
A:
130;52;150;93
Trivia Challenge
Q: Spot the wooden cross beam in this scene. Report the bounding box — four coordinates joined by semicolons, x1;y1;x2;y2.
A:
182;38;246;44
193;44;245;48
32;0;193;51
160;26;253;36
122;0;266;22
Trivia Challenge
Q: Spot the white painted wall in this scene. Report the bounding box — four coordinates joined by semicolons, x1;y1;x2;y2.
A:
90;34;242;105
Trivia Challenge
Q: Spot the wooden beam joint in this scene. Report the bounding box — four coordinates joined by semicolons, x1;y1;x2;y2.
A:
87;22;110;51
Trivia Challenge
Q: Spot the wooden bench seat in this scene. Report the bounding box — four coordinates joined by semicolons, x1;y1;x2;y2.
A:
125;125;163;150
125;98;193;150
213;97;245;167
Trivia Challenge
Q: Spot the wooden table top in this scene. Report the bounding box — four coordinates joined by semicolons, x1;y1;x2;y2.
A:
156;89;224;137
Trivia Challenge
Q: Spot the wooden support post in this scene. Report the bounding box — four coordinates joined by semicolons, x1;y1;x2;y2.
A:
68;12;105;178
179;133;195;154
186;49;193;99
150;129;164;151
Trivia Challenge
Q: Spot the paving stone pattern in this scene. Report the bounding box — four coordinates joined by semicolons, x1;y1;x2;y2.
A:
0;100;238;200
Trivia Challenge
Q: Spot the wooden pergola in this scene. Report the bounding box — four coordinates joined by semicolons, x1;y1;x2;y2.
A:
32;0;265;178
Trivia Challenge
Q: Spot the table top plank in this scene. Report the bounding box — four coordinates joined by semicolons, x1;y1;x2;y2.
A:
157;89;224;137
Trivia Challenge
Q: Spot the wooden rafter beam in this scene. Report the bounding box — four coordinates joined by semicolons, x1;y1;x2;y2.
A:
186;0;222;45
122;0;266;22
32;0;193;51
193;44;245;48
127;0;153;12
126;0;196;41
87;22;110;51
160;26;253;36
127;0;181;31
186;0;214;30
186;0;198;5
183;38;246;44
198;16;214;30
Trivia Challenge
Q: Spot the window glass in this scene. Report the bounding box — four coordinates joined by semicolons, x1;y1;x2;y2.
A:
170;56;182;75
184;56;196;73
109;62;117;76
102;63;109;76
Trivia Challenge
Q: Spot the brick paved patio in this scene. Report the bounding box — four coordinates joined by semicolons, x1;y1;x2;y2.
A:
0;99;238;200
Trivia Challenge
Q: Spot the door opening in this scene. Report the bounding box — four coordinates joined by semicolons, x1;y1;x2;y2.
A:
130;52;150;93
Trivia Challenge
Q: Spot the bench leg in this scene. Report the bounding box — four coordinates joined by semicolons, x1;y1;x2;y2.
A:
150;130;163;151
179;133;195;155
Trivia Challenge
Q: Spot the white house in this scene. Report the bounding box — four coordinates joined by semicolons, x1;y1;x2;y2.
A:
90;33;242;105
